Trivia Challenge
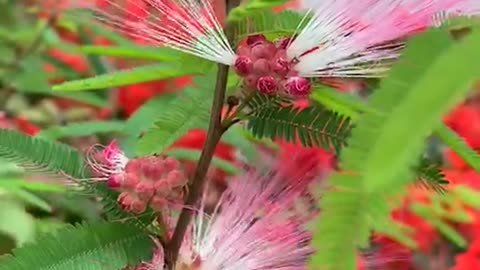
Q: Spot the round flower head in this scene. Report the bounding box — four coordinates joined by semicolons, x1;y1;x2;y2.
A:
86;141;187;214
234;0;480;97
62;0;479;99
136;149;327;270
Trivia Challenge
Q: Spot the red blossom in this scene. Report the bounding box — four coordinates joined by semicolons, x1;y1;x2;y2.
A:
0;114;40;136
451;239;480;270
445;104;480;148
443;169;480;190
444;148;470;171
47;48;90;75
0;113;12;129
118;81;169;116
14;117;41;136
276;140;335;176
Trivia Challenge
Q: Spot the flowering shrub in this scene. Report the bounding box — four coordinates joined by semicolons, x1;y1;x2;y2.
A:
0;1;480;270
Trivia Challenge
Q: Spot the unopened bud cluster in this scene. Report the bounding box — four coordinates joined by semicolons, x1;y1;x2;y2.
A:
233;34;311;97
107;156;187;214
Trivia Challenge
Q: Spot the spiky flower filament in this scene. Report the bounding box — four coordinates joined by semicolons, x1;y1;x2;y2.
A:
67;0;236;65
85;140;128;180
132;149;327;270
287;0;480;78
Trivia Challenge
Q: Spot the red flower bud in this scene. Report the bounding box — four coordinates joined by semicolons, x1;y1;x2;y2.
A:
164;157;180;171
272;57;290;76
142;158;165;180
257;76;278;95
135;182;155;201
237;45;251;56
244;75;259;89
166;170;187;188
246;34;267;46
253;59;271;75
274;36;296;49
118;192;134;209
234;56;253;76
251;43;275;59
154;180;172;195
124;173;140;190
130;199;147;214
107;174;124;189
283;77;312;97
125;159;141;174
150;196;167;211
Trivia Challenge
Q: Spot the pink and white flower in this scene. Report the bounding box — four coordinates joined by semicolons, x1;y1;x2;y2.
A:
288;0;479;79
134;150;324;270
85;141;187;214
68;0;479;98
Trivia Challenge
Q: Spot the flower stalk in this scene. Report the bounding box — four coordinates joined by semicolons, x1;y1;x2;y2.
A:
165;0;242;267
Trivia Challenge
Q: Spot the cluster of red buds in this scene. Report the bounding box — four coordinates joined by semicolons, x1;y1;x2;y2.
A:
86;142;188;215
107;156;187;214
233;34;312;97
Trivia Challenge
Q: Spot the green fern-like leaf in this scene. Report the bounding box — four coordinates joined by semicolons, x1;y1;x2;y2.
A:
309;28;480;270
413;158;449;193
0;129;154;229
75;45;184;62
136;74;216;156
310;86;375;121
52;62;212;92
121;93;177;157
311;86;450;192
247;98;352;154
0;222;154;270
229;1;290;22
37;121;125;140
435;124;480;171
91;183;156;228
311;86;449;192
359;29;480;193
233;10;305;42
0;129;85;178
309;174;370;270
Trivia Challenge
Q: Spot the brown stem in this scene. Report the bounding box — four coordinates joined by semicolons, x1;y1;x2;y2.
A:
222;90;256;129
165;64;228;267
165;2;241;266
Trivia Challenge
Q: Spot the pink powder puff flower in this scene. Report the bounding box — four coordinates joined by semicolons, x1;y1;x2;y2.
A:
136;151;323;270
85;141;188;214
288;0;480;79
67;0;237;65
65;0;479;98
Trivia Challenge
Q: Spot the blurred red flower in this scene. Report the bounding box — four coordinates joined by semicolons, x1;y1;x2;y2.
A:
445;104;480;149
451;239;480;270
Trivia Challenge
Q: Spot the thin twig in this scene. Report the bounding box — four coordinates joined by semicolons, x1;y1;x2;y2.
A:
165;0;242;267
165;65;228;266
